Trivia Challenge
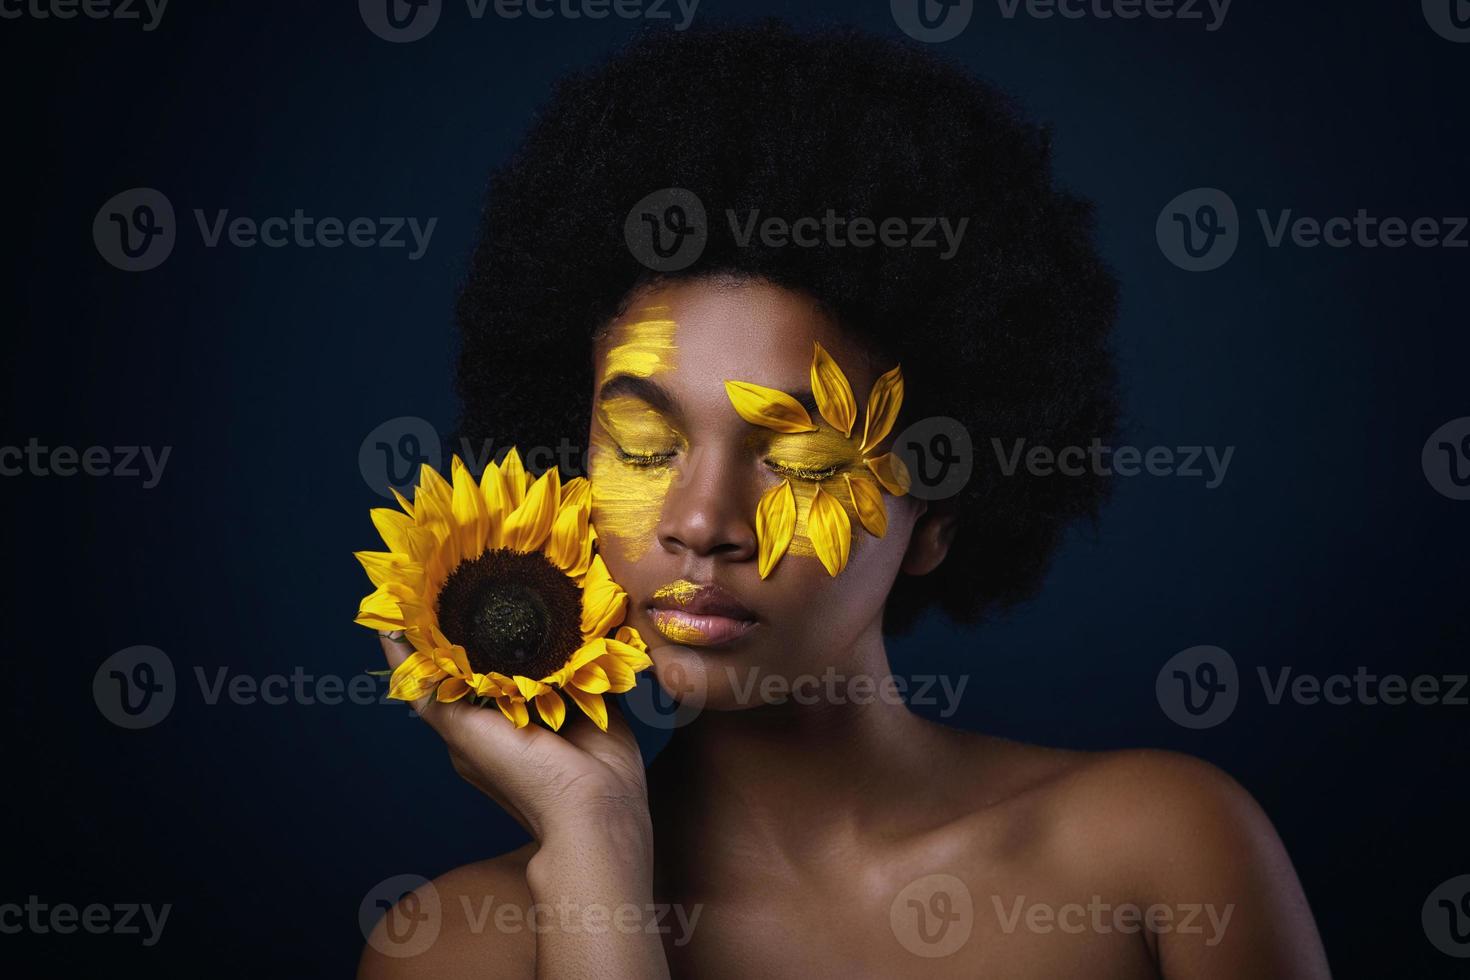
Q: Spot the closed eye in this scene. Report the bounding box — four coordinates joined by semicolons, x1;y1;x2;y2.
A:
615;446;678;468
765;459;843;482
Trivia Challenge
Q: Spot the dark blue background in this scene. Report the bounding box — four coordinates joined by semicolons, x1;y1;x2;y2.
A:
4;1;1467;975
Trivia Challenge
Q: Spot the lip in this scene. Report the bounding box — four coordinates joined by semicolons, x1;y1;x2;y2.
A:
647;580;759;647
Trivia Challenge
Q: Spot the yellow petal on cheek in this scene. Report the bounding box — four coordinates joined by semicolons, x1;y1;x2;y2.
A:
724;380;818;433
866;452;911;496
859;364;905;455
845;473;888;538
755;479;797;579
808;484;852;577
810;341;857;437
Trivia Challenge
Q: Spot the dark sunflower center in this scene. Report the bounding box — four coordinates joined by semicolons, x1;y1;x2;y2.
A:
436;548;584;680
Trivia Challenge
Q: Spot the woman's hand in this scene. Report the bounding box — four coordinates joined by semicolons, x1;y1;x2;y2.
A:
377;631;652;849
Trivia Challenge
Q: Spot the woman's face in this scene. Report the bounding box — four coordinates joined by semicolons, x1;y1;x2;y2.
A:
587;277;928;711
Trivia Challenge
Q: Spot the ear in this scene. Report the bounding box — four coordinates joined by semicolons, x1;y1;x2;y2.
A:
899;500;958;577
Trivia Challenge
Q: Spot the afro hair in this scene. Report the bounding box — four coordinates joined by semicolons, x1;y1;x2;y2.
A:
455;19;1120;635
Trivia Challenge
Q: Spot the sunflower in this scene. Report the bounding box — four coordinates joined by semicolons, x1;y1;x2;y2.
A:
354;449;652;732
724;342;912;578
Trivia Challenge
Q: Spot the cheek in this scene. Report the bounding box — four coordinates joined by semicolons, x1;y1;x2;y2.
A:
587;434;671;564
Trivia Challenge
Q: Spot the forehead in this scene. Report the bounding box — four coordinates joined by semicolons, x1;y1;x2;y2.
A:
594;278;878;411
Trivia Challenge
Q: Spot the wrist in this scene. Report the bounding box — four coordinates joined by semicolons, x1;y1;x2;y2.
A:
528;810;655;891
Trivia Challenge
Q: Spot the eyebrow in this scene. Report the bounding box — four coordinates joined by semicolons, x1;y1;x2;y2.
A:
598;373;821;417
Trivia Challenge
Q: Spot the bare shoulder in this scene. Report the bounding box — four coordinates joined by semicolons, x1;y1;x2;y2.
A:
939;736;1331;978
358;844;537;980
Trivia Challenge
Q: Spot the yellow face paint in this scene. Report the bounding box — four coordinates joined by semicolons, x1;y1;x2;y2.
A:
600;306;678;385
650;579;703;605
590;310;682;562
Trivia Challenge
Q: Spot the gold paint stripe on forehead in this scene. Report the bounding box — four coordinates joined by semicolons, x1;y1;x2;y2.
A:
601;307;678;384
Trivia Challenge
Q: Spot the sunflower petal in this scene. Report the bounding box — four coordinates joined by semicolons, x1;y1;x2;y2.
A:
436;676;471;702
353;551;421;590
503;467;560;553
388;651;445;701
579;557;628;637
865;452;911;496
534;688;567;731
370;507;414;554
756;479;797;580
390;486;415;519
450;455;490;560
810;342;857;437
564;685;609;732
569;638;608;672
724;380;817;433
496;696;530;728
858;364;905;455
572;662;610;693
597;656;638;693
499;447;528;511
808;484;852;577
548;478;593;575
355;585;408;631
604;635;654;671
415;461;454;525
845;473;888;538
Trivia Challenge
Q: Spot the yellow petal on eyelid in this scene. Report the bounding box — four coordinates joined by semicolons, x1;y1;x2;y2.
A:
755;479;797;579
845;473;888;538
859;364;905;455
808;484;852;577
724;380;818;433
810;341;857;437
866;452;911;496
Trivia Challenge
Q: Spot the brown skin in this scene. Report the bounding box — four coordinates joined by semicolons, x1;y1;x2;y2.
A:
360;279;1332;979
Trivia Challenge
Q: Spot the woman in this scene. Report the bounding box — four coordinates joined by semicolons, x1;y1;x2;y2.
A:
360;22;1330;979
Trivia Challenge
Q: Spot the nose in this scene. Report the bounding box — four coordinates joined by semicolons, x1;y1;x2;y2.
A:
656;445;758;562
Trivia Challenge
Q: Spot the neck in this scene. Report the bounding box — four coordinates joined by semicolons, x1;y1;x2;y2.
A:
646;625;940;889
